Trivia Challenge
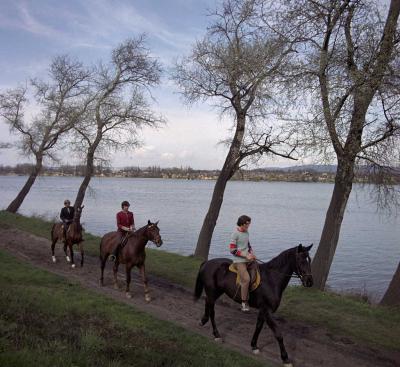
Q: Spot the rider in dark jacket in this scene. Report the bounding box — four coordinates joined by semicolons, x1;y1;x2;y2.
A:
60;199;74;239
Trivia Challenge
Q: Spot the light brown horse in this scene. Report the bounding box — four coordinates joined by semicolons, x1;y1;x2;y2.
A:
51;205;84;268
100;220;162;301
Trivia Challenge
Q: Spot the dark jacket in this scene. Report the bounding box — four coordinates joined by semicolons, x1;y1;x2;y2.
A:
60;206;75;223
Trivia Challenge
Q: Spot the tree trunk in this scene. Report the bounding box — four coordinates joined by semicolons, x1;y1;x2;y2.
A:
6;155;43;213
380;262;400;306
194;115;245;260
311;159;354;290
74;148;95;209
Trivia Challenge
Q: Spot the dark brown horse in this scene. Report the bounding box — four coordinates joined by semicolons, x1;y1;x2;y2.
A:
100;220;163;301
51;205;85;268
194;244;313;367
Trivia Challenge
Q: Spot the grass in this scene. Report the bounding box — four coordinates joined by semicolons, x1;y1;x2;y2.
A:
1;210;399;352
0;249;269;367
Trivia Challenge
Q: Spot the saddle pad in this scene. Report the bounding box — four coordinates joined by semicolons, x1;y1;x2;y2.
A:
228;263;261;292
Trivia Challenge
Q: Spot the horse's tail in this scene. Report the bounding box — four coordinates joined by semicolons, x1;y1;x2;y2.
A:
194;261;206;301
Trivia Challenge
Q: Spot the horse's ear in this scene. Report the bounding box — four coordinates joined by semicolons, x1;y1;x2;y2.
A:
155;220;159;226
306;244;313;251
81;205;85;210
297;244;303;252
148;220;151;225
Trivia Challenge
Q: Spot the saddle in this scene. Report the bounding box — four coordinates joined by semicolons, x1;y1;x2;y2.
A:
228;262;261;292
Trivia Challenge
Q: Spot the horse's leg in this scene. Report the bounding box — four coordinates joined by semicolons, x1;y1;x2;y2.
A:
199;296;211;326
125;264;133;299
250;309;265;354
100;254;106;286
264;309;292;366
208;298;222;341
69;243;76;268
63;242;70;263
79;242;84;267
113;261;120;290
139;264;151;302
51;236;57;263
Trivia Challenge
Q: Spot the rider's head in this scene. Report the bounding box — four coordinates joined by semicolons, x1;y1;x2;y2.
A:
121;200;130;211
237;215;251;230
64;199;71;207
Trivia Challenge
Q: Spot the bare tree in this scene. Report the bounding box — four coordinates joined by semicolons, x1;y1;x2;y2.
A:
174;0;298;260
282;0;400;289
0;56;90;213
72;37;164;209
380;261;400;306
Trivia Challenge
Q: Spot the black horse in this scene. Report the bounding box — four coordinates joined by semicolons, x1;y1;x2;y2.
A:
194;244;313;367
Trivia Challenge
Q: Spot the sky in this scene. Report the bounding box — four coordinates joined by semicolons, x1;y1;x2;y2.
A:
0;0;304;169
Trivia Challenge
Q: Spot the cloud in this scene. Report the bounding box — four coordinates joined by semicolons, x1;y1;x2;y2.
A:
161;152;175;160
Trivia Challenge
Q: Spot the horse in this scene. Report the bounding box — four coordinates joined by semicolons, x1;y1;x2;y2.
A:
99;220;163;302
51;205;85;268
194;244;313;367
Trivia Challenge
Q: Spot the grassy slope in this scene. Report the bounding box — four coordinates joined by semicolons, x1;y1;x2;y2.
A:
0;249;269;367
0;211;399;352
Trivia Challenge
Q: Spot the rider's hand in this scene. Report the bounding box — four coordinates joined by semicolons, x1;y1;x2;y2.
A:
246;253;256;261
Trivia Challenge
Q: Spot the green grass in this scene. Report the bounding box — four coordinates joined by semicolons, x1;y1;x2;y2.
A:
1;210;399;352
0;249;269;367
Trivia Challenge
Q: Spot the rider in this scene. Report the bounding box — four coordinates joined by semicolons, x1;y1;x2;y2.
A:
229;215;256;312
109;200;135;262
60;199;74;239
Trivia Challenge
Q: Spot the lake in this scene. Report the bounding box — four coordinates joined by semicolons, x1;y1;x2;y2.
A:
0;175;399;300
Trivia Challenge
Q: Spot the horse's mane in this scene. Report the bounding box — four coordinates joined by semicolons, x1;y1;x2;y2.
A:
264;247;297;270
128;223;154;238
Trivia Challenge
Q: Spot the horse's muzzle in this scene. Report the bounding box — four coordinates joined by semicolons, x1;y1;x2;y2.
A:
302;276;313;288
154;238;163;247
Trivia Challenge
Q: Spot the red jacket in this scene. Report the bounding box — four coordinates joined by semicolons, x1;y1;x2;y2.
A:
116;210;134;231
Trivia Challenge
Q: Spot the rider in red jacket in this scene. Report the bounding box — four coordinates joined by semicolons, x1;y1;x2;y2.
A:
109;200;135;261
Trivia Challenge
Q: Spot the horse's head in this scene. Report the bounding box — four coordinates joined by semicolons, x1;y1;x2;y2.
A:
145;220;163;247
295;244;313;287
74;205;84;221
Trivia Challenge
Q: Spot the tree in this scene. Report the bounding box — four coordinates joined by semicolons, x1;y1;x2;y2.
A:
380;261;400;306
72;37;164;209
0;56;90;213
283;0;400;289
174;0;298;260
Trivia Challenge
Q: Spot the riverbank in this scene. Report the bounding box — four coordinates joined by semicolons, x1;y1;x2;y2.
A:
0;249;270;367
0;211;399;355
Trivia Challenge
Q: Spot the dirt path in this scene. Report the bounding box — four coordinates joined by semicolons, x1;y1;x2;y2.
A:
0;227;398;367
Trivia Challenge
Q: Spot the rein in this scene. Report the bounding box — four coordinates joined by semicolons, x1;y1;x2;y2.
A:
256;258;304;279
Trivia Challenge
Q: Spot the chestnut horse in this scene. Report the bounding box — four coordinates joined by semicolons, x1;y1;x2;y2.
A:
100;220;163;301
51;205;84;268
194;244;313;367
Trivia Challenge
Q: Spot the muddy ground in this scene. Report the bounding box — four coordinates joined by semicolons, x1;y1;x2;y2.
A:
0;227;398;367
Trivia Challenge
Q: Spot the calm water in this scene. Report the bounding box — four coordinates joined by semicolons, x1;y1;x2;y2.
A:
0;175;399;300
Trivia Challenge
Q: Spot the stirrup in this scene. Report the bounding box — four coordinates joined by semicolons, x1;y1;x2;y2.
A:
241;302;250;312
109;254;116;262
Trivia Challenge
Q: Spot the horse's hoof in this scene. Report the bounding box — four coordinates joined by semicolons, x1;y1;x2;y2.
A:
145;295;151;303
126;292;132;299
283;363;293;367
199;320;205;327
52;256;56;263
252;348;260;355
66;256;71;263
71;264;76;268
214;337;222;343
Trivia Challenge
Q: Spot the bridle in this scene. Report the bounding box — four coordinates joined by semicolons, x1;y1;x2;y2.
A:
256;249;312;280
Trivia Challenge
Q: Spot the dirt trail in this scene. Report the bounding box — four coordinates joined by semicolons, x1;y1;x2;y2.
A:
0;227;398;367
